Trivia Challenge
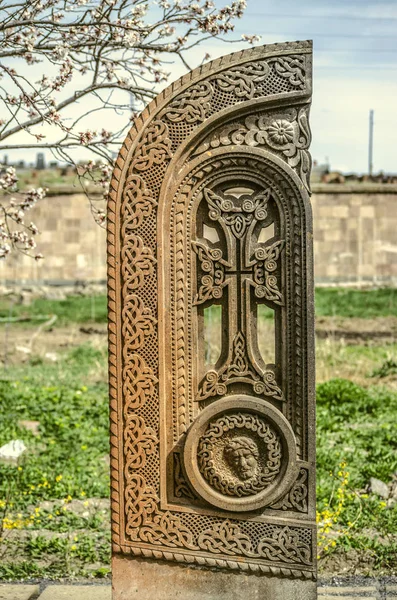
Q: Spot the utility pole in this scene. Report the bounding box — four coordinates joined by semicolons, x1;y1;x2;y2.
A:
368;109;374;176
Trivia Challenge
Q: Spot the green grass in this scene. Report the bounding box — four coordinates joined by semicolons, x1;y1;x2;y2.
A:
0;341;396;578
0;287;396;578
317;379;397;491
316;379;397;573
10;168;76;191
315;287;396;319
0;345;110;579
1;287;395;328
0;345;109;503
0;295;108;327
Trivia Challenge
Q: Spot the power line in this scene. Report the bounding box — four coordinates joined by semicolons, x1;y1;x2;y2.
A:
314;48;397;52
259;31;397;40
314;48;397;53
315;66;397;70
249;12;397;22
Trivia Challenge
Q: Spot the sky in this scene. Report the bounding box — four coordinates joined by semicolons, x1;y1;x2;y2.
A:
195;0;397;174
3;0;397;174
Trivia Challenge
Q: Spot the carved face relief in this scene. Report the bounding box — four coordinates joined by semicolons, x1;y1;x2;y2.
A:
184;396;299;512
224;436;259;480
197;409;282;499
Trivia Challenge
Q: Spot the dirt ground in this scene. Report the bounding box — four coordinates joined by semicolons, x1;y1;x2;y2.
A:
2;316;395;381
1;323;108;368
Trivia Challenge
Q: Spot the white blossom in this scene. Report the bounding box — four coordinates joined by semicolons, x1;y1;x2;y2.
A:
0;0;253;259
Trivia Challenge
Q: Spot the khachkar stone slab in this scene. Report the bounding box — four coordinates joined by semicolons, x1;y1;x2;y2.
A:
108;40;316;599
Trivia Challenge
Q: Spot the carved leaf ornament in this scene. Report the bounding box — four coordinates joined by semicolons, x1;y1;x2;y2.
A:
108;41;315;579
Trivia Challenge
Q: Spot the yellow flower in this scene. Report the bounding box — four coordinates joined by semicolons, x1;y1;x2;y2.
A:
47;514;53;520
17;466;23;471
55;475;63;482
71;544;77;551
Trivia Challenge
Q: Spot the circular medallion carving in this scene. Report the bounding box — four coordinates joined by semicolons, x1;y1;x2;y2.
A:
198;412;281;497
183;396;298;512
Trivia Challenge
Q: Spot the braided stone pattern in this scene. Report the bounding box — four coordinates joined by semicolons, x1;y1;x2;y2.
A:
107;40;314;576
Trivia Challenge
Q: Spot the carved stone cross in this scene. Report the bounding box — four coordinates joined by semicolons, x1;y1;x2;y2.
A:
193;187;284;402
108;40;316;600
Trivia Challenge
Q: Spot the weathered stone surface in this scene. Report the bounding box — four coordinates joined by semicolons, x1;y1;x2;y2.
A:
39;585;110;600
0;585;39;600
385;585;397;594
113;556;316;600
319;587;378;595
319;597;377;600
108;39;315;597
0;440;27;465
18;420;40;436
369;477;389;499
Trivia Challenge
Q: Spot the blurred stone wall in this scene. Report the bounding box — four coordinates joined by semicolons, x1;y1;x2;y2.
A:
312;184;397;285
1;185;396;287
0;192;106;285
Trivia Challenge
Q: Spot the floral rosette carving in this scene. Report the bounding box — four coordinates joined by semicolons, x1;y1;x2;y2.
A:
197;412;282;497
194;107;312;192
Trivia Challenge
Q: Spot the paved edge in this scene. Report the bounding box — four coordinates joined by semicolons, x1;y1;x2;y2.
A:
38;585;111;600
319;587;378;594
0;584;40;600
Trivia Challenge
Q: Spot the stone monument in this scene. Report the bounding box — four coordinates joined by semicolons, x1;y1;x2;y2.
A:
108;40;316;599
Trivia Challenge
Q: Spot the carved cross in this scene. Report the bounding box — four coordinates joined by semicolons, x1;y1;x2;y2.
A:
193;187;285;402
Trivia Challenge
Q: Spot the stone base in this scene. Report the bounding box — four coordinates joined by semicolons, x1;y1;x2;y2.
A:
112;554;317;600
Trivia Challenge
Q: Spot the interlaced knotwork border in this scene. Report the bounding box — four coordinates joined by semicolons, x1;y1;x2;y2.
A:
108;40;315;578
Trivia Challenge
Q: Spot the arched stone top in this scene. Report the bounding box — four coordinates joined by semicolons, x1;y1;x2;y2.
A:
107;41;316;580
109;40;312;210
